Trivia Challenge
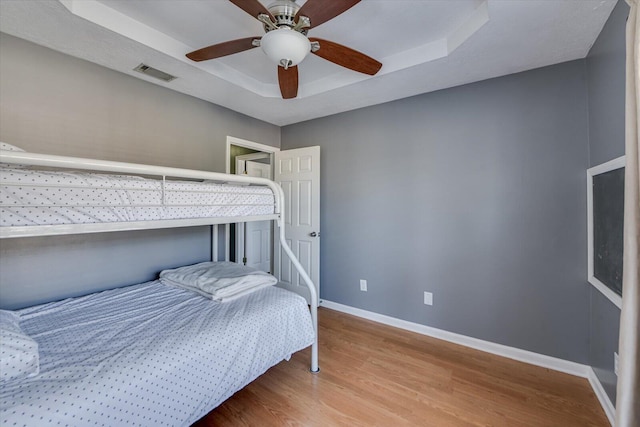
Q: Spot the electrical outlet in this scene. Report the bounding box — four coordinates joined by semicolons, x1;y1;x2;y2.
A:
423;291;433;306
614;352;619;376
360;279;367;292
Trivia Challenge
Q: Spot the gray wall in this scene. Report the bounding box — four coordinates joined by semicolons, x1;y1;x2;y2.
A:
587;0;628;168
0;228;211;309
0;34;279;170
282;61;591;363
585;0;629;405
0;34;280;308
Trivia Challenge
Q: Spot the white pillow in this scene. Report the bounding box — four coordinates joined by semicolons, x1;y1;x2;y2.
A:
0;142;27;168
0;309;39;383
160;261;277;302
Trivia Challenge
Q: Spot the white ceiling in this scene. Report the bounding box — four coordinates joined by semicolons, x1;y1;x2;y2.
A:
0;0;616;126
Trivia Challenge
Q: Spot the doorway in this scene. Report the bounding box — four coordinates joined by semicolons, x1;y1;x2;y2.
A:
236;153;272;272
226;136;279;271
225;137;321;305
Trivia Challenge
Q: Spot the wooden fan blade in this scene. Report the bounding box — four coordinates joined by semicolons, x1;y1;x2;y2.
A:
295;0;360;29
186;37;260;62
278;65;299;99
309;38;382;75
229;0;274;21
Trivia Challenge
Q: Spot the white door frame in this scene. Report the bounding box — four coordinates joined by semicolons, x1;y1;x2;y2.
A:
235;152;271;178
225;136;279;262
225;136;280;170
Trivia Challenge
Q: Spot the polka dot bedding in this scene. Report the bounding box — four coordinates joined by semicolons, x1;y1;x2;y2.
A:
0;282;314;426
0;310;39;384
0;167;276;227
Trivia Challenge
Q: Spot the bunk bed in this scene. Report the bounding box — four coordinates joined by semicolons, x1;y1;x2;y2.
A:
0;145;319;426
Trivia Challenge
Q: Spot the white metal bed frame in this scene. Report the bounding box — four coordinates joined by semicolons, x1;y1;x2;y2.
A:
0;149;319;373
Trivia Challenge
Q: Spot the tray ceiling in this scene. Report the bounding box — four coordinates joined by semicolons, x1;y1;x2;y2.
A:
0;0;617;126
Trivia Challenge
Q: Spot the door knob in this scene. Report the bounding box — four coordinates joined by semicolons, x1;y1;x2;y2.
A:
309;232;319;237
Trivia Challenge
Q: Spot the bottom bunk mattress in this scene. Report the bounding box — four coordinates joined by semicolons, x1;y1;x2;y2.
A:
0;281;314;426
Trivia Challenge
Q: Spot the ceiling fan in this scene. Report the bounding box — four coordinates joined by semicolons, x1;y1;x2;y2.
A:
186;0;382;99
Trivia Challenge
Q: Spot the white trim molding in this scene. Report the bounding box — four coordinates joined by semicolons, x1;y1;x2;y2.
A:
321;300;614;424
320;300;589;376
225;136;280;174
587;368;616;425
587;155;625;309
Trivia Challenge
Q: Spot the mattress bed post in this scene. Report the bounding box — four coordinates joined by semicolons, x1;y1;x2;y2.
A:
211;225;219;262
270;183;319;374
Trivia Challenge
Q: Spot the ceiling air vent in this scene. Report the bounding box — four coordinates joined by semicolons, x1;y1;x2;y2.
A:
133;63;176;82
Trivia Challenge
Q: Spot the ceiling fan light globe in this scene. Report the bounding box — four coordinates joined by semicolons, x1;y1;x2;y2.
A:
261;27;310;67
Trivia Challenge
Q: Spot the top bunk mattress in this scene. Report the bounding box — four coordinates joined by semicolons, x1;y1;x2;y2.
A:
0;167;276;227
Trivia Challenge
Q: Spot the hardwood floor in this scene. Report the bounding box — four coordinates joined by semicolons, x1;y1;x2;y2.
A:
194;307;609;426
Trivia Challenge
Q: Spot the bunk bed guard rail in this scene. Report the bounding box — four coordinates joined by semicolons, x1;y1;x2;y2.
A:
0;150;319;373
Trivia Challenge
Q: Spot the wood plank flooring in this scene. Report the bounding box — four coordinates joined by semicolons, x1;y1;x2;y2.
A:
194;307;609;426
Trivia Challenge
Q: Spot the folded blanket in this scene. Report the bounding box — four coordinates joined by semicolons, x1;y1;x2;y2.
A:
159;261;278;302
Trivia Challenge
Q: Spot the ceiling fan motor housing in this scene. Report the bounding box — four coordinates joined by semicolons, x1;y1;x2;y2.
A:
265;0;304;32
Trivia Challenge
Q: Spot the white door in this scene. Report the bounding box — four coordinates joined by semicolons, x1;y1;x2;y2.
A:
274;146;320;305
236;159;271;272
243;159;271;179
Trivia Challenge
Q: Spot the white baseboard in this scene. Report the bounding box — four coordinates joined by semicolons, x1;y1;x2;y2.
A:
320;299;589;376
587;368;616;425
320;299;613;423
